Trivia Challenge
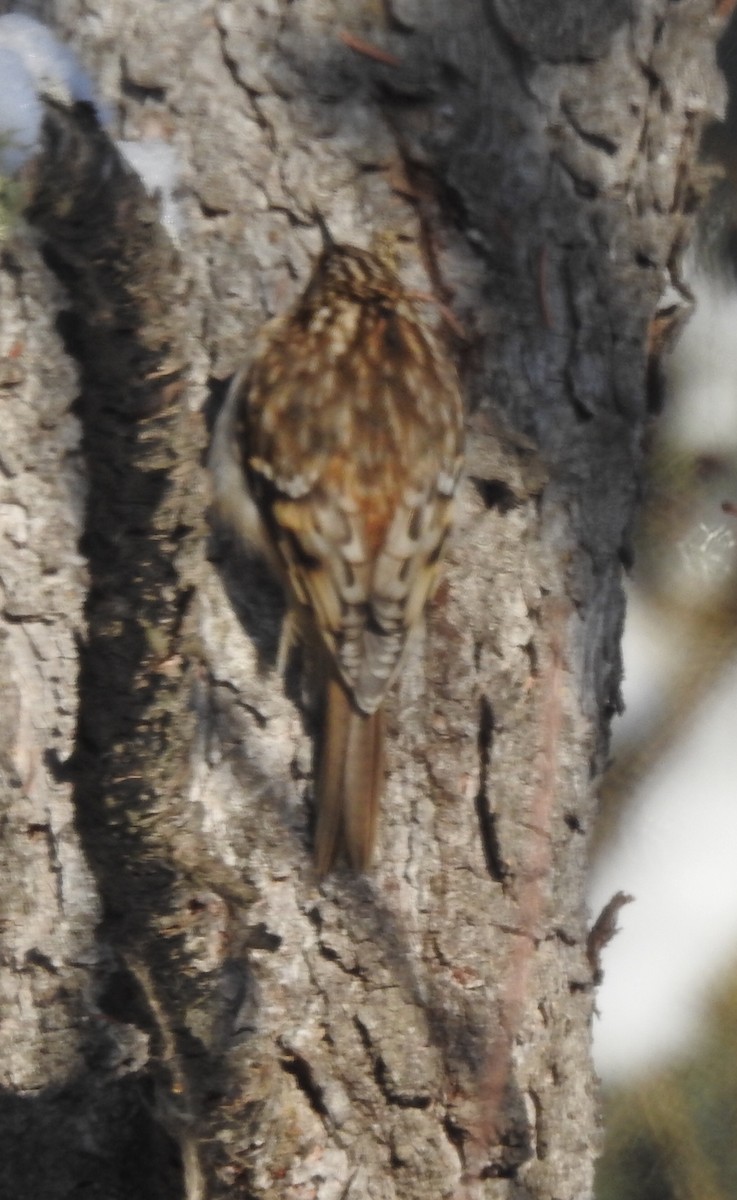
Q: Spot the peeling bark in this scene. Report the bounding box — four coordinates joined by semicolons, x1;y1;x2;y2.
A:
0;1;724;1197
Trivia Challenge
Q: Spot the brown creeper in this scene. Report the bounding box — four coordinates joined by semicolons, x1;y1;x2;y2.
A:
211;234;464;873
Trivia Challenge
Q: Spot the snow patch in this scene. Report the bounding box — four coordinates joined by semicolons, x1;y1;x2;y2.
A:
0;14;103;174
117;139;183;243
0;15;98;109
0;45;42;173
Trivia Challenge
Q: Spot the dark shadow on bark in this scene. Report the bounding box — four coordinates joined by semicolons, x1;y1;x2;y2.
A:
0;1079;182;1200
22;99;209;1198
312;878;534;1175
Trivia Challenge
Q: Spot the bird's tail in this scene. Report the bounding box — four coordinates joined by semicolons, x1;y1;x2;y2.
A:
314;675;385;875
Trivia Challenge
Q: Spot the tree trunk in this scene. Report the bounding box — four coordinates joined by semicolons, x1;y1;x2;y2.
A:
0;1;723;1197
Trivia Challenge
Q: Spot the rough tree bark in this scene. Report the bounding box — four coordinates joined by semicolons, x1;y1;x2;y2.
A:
0;1;723;1198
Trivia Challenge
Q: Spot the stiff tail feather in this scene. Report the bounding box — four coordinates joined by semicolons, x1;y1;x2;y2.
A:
314;675;385;875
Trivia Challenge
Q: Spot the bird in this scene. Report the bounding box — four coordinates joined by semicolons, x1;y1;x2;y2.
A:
210;226;464;873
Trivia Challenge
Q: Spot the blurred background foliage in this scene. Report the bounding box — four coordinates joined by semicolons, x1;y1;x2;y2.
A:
594;9;737;1198
598;971;737;1200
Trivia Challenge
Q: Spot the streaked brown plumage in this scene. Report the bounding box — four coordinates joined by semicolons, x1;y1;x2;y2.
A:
212;236;464;873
